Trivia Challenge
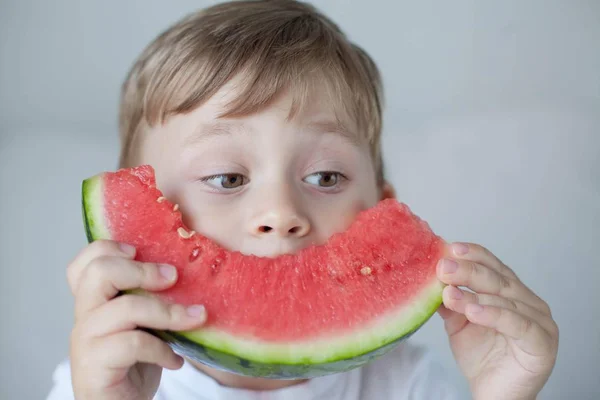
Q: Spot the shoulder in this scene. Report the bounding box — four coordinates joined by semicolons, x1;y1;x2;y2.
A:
359;342;460;399
45;359;75;400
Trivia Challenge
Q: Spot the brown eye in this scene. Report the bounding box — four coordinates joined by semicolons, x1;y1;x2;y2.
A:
201;173;248;190
303;172;343;188
318;172;338;187
221;174;245;188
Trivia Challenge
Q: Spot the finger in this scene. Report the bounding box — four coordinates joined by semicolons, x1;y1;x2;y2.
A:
442;285;555;332
439;255;552;316
452;243;553;316
437;258;543;307
450;242;516;279
95;331;184;370
75;256;178;318
464;303;555;355
82;294;207;337
67;240;136;294
437;258;515;296
437;304;469;337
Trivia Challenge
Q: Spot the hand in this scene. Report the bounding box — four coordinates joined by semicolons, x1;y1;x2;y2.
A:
66;240;207;400
437;242;559;400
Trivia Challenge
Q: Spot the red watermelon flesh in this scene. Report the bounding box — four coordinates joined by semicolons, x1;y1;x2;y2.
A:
82;165;446;372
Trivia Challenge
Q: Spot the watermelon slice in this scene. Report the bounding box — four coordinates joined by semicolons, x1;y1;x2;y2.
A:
81;165;447;378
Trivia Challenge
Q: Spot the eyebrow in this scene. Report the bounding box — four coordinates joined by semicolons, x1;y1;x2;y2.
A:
183;121;250;147
182;118;361;148
303;119;361;146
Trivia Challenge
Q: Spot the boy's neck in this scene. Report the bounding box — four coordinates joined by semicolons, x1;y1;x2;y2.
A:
187;358;308;391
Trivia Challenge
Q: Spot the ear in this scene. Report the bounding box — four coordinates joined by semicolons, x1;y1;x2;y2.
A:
380;181;396;200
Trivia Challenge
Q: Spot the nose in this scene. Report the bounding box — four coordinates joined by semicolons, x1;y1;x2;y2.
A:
249;208;311;238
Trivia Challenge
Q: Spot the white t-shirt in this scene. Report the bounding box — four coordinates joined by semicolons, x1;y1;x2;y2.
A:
46;342;460;399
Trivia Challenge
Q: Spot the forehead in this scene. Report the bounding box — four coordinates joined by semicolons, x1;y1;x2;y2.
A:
196;72;360;136
137;71;370;168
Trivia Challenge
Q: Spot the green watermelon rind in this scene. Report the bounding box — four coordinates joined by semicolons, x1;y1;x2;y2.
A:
80;173;444;377
155;313;432;378
82;175;110;242
173;280;442;364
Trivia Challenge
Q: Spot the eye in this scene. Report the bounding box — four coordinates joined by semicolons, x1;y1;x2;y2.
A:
303;172;344;188
200;174;248;190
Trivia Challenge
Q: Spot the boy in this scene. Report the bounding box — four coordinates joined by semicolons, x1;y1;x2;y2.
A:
47;1;559;399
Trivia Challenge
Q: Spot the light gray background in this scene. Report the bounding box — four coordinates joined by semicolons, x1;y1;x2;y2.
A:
1;0;599;399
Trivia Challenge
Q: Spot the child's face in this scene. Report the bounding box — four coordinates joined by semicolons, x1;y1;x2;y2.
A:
138;79;391;257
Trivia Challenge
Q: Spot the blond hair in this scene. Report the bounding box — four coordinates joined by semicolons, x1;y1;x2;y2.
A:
118;0;385;183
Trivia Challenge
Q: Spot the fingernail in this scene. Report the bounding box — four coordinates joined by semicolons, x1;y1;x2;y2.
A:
159;264;177;281
449;286;463;299
442;259;458;274
452;243;469;256
466;303;484;314
187;305;206;319
119;243;136;256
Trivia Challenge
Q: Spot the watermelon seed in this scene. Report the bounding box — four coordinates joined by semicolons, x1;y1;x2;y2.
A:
189;247;201;261
157;196;166;203
211;258;222;273
360;266;372;276
177;227;195;239
173;204;180;212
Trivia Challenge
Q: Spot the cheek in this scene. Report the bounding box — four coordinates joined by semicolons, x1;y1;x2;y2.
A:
162;184;244;251
311;192;374;240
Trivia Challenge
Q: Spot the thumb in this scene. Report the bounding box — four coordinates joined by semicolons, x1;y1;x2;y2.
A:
438;304;469;336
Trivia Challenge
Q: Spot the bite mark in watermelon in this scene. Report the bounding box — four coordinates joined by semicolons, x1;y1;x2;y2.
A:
81;165;447;378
